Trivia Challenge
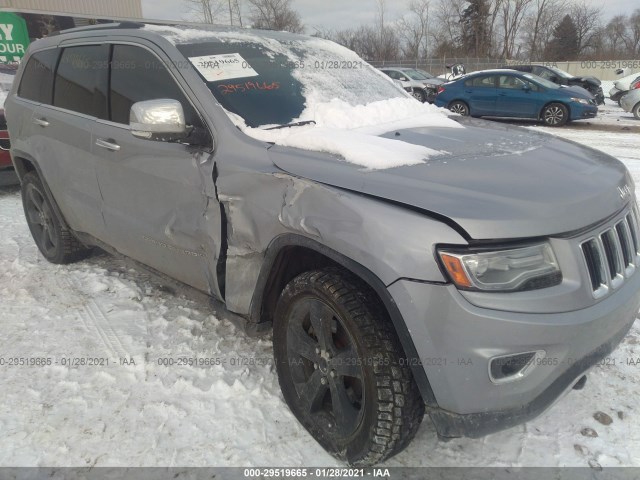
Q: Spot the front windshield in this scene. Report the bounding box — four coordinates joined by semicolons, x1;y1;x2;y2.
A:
523;73;558;89
404;70;428;80
416;69;434;79
547;66;573;79
175;35;405;128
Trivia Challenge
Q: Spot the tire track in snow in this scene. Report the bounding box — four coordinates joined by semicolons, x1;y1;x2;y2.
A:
59;276;131;360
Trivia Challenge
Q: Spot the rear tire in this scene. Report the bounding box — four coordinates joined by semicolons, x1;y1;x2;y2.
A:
21;172;89;264
449;100;469;116
633;103;640;120
273;269;424;466
542;103;569;127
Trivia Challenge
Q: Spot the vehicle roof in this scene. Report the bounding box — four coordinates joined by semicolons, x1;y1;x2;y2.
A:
379;67;417;71
28;21;314;52
467;69;521;75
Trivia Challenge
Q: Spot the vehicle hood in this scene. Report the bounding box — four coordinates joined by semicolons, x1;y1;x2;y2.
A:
574;76;601;87
422;78;444;87
269;118;630;240
557;84;594;99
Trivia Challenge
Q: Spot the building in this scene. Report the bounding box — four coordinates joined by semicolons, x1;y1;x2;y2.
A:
0;0;143;20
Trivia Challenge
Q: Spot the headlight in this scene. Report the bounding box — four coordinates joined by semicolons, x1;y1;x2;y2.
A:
571;97;590;105
438;243;562;292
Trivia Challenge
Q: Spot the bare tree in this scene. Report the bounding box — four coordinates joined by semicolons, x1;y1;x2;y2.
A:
570;0;602;55
184;0;226;23
523;0;566;60
605;15;628;55
497;0;534;58
627;9;640;55
246;0;304;33
397;0;432;62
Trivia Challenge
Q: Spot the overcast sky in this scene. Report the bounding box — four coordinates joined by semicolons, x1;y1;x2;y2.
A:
142;0;638;32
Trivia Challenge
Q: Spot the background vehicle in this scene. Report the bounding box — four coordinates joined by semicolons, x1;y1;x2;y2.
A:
0;65;16;186
436;63;466;81
506;64;604;105
620;89;640;119
6;24;639;467
610;73;640;106
380;67;442;103
435;69;598;126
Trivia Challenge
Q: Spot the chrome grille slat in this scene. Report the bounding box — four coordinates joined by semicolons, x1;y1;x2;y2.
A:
581;208;639;298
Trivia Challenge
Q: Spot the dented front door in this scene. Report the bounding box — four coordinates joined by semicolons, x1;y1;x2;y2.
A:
93;122;221;296
92;43;223;297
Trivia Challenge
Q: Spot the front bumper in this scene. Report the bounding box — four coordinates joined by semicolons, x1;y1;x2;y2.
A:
570;103;598;120
388;268;640;438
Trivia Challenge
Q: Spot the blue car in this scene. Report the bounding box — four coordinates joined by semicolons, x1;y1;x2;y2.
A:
435;69;598;127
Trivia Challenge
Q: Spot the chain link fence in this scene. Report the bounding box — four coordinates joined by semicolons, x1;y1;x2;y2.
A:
368;58;505;77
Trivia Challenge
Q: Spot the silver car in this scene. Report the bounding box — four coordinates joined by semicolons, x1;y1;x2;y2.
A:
380;67;443;103
620;88;640;119
6;23;640;466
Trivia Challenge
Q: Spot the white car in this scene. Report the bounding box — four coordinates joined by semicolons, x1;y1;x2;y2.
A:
620;88;640;119
610;72;640;105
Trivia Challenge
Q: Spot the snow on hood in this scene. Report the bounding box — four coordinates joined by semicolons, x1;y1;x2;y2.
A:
147;24;462;170
235;98;462;170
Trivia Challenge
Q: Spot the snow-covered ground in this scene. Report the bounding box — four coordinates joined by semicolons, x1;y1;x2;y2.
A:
1;126;639;469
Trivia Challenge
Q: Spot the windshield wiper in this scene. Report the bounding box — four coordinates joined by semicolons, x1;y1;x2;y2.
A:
264;120;316;130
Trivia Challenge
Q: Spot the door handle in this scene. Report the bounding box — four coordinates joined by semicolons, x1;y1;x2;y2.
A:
33;118;50;127
95;138;121;152
498;92;507;96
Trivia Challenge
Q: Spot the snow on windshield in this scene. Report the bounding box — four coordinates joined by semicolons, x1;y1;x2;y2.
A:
147;25;462;170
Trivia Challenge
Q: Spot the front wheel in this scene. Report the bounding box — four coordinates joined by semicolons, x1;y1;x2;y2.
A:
412;89;426;102
273;269;424;466
542;103;569;127
633;103;640;120
449;100;469;116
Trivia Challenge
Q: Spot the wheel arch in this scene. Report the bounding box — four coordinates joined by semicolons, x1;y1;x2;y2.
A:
448;99;470;114
11;152;72;233
539;100;571;120
250;233;438;407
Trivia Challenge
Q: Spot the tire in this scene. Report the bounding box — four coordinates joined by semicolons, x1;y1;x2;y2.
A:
21;172;89;264
633;103;640;120
412;89;426;103
273;269;424;466
542;103;569;127
449;100;469;116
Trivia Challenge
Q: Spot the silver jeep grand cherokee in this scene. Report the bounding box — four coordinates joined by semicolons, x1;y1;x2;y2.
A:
6;23;640;466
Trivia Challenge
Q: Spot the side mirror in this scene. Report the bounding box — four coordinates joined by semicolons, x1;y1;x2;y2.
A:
522;84;531;91
130;99;188;142
549;75;558;83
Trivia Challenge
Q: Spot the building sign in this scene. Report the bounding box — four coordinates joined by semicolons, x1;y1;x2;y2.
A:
0;12;29;62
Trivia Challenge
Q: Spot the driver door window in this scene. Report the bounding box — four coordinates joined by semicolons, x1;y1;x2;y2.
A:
110;45;202;128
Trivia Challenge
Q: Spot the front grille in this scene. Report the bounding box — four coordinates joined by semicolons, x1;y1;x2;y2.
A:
581;206;640;298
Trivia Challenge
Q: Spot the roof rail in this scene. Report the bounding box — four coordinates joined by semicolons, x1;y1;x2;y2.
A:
49;21;145;37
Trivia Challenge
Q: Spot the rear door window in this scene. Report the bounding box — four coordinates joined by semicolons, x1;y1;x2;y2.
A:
53;45;109;118
110;45;201;127
465;75;496;88
18;49;60;104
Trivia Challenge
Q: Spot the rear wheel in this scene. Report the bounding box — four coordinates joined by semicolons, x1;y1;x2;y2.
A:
542;103;569;127
21;172;89;264
633;103;640;120
273;269;424;466
449;100;469;116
